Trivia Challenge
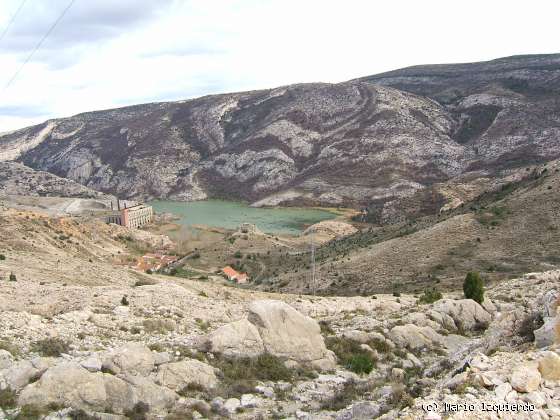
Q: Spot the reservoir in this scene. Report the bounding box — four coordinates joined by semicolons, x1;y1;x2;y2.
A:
149;200;337;235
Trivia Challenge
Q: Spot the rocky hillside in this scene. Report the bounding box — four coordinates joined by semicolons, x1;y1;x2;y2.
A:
0;162;109;199
1;54;559;219
1;207;560;419
263;158;560;296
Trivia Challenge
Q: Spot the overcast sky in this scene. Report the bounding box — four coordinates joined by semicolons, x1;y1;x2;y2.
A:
0;0;558;131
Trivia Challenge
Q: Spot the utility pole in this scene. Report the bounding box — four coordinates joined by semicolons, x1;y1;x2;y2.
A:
310;227;316;296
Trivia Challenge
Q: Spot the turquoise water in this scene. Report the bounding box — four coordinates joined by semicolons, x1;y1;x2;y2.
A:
149;200;337;235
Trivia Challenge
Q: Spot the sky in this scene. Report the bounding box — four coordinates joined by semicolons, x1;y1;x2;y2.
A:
0;0;558;131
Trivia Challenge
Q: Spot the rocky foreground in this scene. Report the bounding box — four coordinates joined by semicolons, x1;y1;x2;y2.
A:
1;258;560;419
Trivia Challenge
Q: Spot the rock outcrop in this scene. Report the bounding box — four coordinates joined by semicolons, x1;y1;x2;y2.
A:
204;299;336;370
432;298;492;332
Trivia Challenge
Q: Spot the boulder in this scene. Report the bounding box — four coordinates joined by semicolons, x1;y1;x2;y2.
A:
156;359;217;392
428;310;457;331
538;351;560;380
102;343;155;376
432;299;491;331
122;374;177;414
248;300;335;369
223;397;241;414
495;382;512;401
534;316;559;348
81;354;103;373
102;373;137;414
204;319;264;357
18;363;107;412
482;298;497;314
3;360;40;391
388;324;443;350
341;330;372;344
154;352;172;366
240;393;263;408
247;300;336;369
510;363;541;393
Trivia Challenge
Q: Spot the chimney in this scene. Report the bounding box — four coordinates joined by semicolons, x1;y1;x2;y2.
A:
110;201;113;211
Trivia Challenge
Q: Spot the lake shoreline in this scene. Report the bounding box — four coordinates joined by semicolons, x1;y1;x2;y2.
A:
148;199;348;236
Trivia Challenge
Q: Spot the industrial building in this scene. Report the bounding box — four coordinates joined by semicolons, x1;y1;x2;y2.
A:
105;200;153;229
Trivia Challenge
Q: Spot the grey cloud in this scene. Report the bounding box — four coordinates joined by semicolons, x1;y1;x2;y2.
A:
0;0;174;63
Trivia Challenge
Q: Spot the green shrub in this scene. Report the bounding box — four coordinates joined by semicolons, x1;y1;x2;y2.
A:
392;291;401;297
31;338;70;357
0;387;17;409
233;251;243;258
326;336;375;374
368;337;391;353
0;340;20;357
418;288;443;304
206;353;295;398
0;254;5;260
9;273;16;282
463;271;484;304
346;354;375;374
142;319;175;334
121;295;129;306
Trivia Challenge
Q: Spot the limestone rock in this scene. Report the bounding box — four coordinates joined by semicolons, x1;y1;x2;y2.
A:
534;316;558;348
224;397;241;414
240;393;262;408
510;363;541;393
156;359;218;392
102;343;155;376
18;363;107;412
81;354;103;373
433;299;491;331
122;374;177;414
3;360;40;391
341;330;372;344
153;352;172;366
389;324;443;350
538;351;560;380
481;298;497;314
247;300;336;369
495;382;512;401
204;319;264;357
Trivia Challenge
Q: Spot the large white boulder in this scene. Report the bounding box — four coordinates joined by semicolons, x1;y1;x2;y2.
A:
433;299;491;331
247;300;336;369
18;363;108;412
203;300;336;370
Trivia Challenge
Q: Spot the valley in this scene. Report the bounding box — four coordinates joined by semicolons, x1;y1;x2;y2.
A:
0;53;560;419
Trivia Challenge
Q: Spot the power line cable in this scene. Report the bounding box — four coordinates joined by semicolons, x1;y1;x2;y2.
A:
3;0;76;92
0;0;28;43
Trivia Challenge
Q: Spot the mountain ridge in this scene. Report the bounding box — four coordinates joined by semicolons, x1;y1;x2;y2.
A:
1;54;559;222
